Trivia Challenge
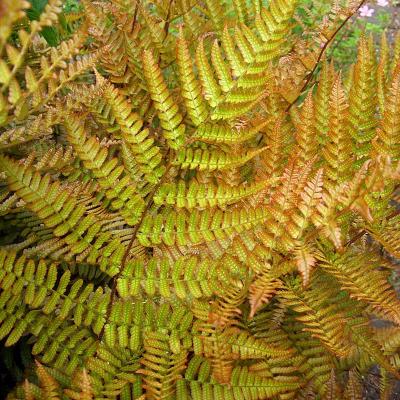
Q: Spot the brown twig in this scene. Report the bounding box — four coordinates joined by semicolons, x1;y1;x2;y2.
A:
345;208;400;247
285;0;367;113
163;0;174;43
327;23;353;59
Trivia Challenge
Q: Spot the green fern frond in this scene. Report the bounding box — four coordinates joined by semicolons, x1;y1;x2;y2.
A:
153;177;277;209
177;363;300;399
142;50;186;150
176;28;208;127
64;115;146;225
0;157;124;273
348;36;377;167
174;146;267;171
138;206;270;246
191;120;268;144
116;256;223;300
96;77;166;184
281;274;352;358
314;60;334;142
322;75;353;191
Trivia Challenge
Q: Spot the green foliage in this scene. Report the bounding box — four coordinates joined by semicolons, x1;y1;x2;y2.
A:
298;0;398;68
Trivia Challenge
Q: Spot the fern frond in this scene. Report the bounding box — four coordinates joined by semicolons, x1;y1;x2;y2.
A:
293;91;318;167
391;32;400;75
139;329;188;397
368;215;400;259
343;369;363;400
191;120;268;144
35;361;61;400
257;117;286;180
0;249;110;343
322;75;353;191
318;250;400;325
174;146;267;171
286;168;324;242
96;77;165;183
86;344;141;397
176;28;208;127
282;312;337;395
116;257;223;300
377;34;390;115
64;115;145;225
23;144;75;174
196;38;222;109
142;50;185;150
293;243;318;287
0;112;58;149
16;26;87;107
0;0;63;95
258;158;314;251
138;4;174;62
137;206;269;246
195;0;296;120
177;363;300;399
137;305;192;399
253;2;295;62
281;274;352;358
0;157;124;274
63;369;94;400
349;320;400;378
348;36;377;168
373;70;400;160
33;324;96;375
249;271;284;318
153;177;276;209
219;327;294;359
314;60;334;142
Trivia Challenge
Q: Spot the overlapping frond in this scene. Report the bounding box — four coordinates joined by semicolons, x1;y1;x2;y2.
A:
64;115;145;225
0;157;124;273
314;60;334;142
174;145;267;171
177;362;300;399
318;249;400;325
194;0;296;120
280;274;352;358
96;78;166;184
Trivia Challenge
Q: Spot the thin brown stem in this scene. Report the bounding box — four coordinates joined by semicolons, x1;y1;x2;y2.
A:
285;0;367;112
163;0;174;43
98;154;174;341
345;208;400;247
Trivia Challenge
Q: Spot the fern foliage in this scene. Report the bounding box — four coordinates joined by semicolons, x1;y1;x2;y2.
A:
1;0;400;398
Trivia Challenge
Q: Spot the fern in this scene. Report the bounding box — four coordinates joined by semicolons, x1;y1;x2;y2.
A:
1;0;400;398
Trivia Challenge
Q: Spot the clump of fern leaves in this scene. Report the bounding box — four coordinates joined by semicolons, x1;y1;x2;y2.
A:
1;0;400;399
